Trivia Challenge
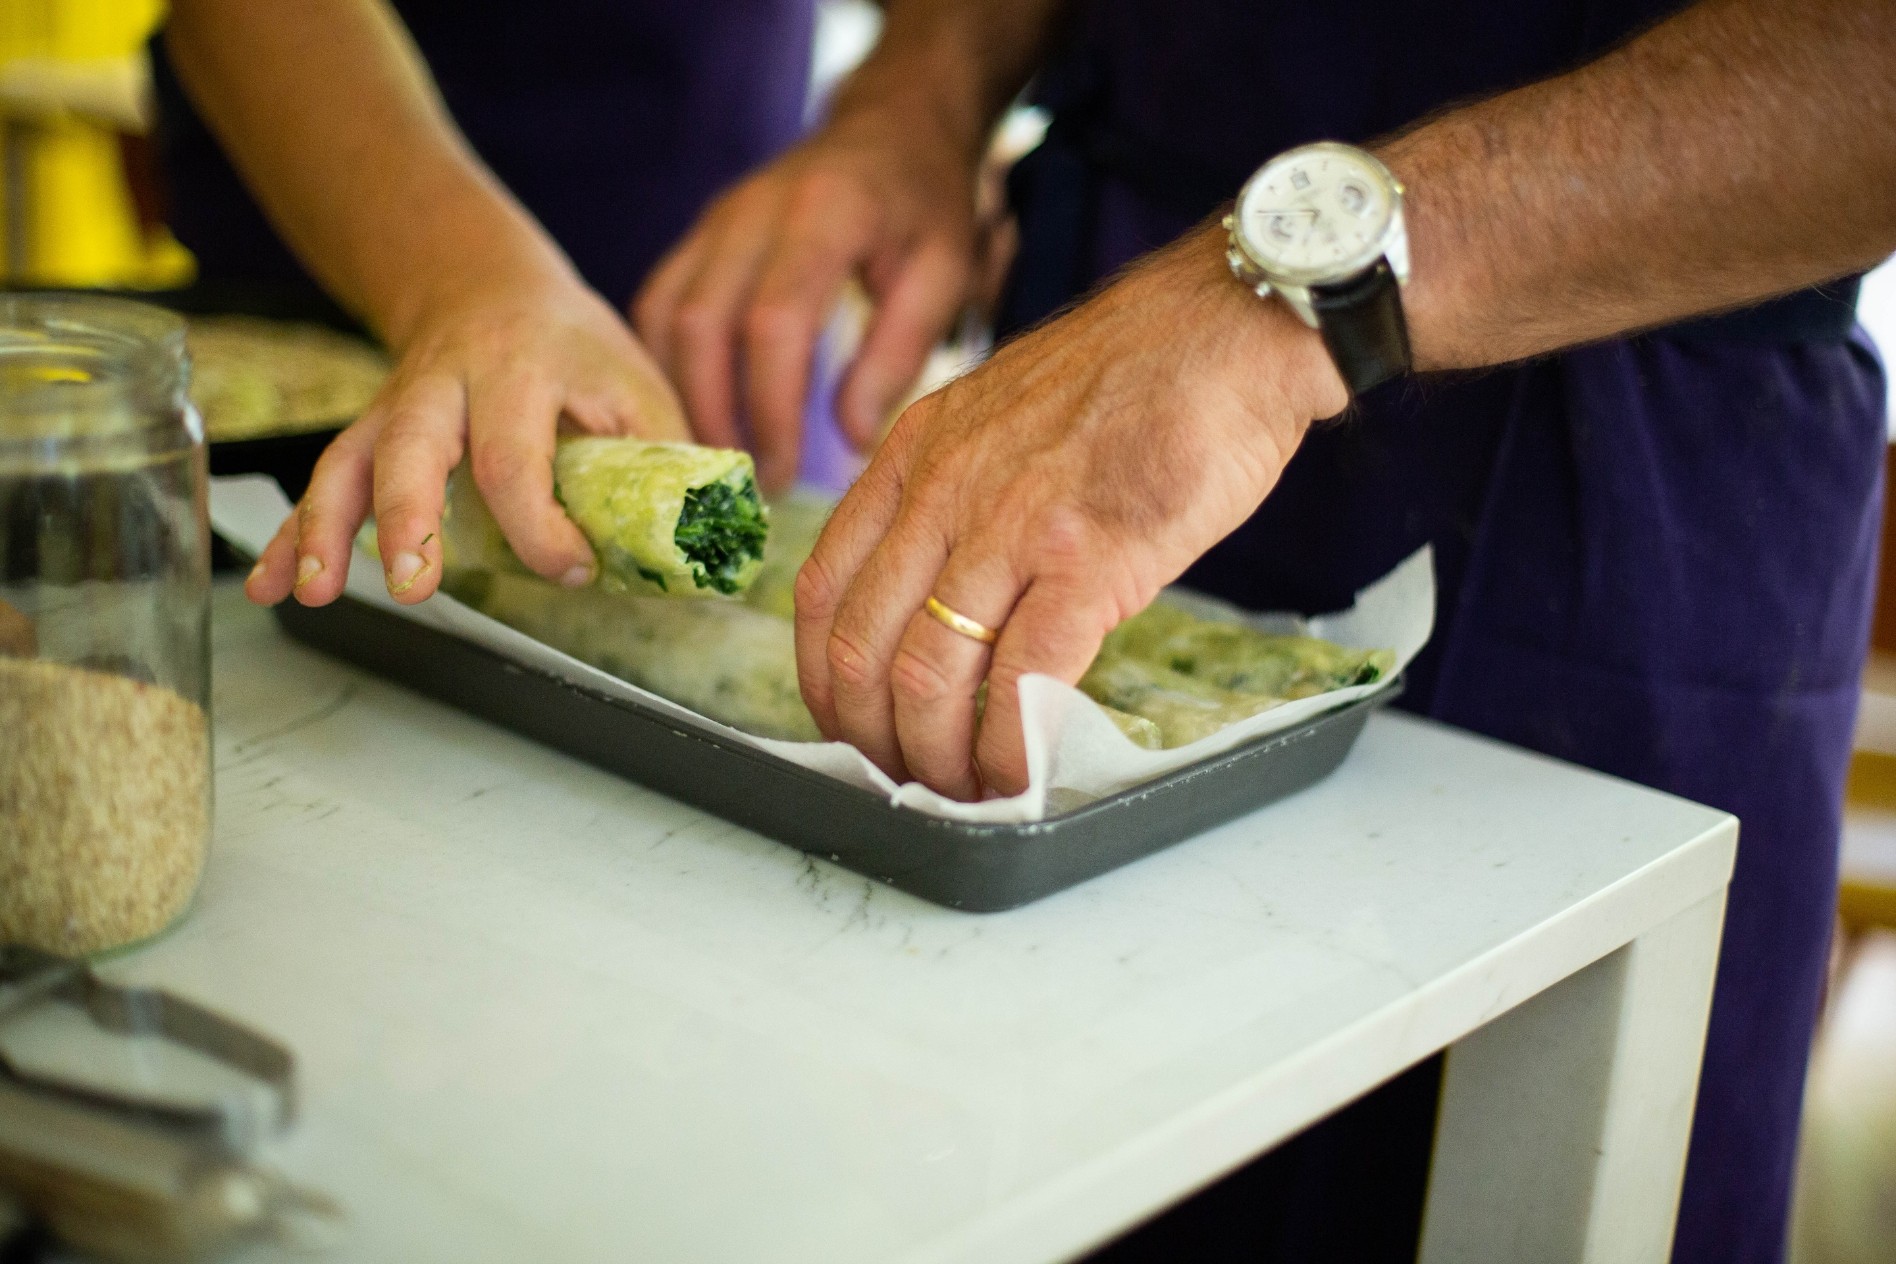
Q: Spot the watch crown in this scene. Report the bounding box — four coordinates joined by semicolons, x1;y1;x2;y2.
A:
1221;213;1234;232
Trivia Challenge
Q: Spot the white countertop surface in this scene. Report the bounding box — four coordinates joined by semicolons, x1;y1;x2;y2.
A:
82;587;1735;1263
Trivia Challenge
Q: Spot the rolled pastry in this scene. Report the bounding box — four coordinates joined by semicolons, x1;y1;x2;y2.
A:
454;570;820;741
1080;600;1394;748
444;437;768;597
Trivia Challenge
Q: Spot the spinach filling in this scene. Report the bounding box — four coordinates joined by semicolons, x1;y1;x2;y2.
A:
673;476;768;594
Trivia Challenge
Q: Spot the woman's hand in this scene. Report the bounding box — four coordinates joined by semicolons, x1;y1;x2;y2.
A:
244;266;688;608
632;102;984;492
793;225;1349;800
168;0;686;609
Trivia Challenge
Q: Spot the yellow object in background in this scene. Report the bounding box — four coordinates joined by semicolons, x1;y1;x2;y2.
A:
0;0;193;288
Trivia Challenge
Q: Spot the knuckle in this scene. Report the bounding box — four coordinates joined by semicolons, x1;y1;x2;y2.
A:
881;398;936;454
825;626;879;694
373;491;432;529
675;301;728;346
1027;505;1097;572
888;647;955;707
371;420;426;462
333;412;382;449
903;449;958;507
983;657;1027;707
743;301;805;350
378;405;442;447
304;456;356;504
995;627;1064;682
470;441;536;496
793;554;843;620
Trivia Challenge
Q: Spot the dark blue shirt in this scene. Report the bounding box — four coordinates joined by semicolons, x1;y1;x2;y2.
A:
1003;6;1886;1264
154;0;814;311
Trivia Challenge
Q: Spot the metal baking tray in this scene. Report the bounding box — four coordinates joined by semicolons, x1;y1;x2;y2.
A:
269;593;1395;911
208;425;341;502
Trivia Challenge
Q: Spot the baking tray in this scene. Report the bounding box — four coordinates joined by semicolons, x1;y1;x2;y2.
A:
208;425;340;501
268;593;1394;912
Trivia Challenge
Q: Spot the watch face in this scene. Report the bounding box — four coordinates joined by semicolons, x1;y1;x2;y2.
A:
1235;143;1397;284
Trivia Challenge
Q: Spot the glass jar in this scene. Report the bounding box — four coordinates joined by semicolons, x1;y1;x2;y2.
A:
0;295;211;955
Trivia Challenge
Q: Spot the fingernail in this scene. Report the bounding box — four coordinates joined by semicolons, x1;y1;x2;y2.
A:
246;561;266;584
294;556;323;588
387;551;430;595
560;563;595;589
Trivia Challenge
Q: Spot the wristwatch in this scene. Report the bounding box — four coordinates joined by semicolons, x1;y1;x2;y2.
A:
1223;141;1412;396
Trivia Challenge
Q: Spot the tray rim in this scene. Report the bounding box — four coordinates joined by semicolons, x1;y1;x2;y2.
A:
266;585;1401;840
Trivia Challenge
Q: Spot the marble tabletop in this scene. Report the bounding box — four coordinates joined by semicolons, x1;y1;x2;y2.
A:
80;586;1735;1263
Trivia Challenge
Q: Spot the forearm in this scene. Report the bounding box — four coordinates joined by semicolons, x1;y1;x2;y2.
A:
1381;0;1896;370
164;0;577;349
829;0;1073;161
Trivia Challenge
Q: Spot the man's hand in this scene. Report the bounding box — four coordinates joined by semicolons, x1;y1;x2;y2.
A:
632;105;981;493
794;225;1348;800
244;269;688;608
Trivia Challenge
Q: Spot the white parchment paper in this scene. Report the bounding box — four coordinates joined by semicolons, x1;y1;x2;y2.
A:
212;476;1432;823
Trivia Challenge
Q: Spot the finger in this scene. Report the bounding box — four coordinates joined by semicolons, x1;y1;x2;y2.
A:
973;212;1020;323
287;422;378;607
975;578;1117;798
630;231;706;376
371;373;468;604
466;368;595;585
618;356;692;442
838;239;970;448
562;334;692;444
242;508;304;606
889;543;1025;800
793;435;912;738
742;191;876;491
665;214;778;450
822;506;952;783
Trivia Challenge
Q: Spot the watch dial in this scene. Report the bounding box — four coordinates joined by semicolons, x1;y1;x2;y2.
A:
1238;147;1394;280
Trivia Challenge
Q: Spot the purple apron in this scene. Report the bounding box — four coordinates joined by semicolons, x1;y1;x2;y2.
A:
1007;4;1889;1262
153;0;814;320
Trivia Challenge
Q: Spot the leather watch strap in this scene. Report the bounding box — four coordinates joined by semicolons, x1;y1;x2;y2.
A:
1309;258;1412;395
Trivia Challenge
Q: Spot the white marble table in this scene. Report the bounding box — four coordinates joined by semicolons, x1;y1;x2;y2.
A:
96;587;1735;1264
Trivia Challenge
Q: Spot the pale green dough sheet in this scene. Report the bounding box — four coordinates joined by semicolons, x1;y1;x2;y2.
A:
1096;702;1165;750
441;437;767;598
1078;657;1288;749
453;570;820;742
1079;601;1395;748
739;491;834;622
554;438;765;596
444;489;1391;750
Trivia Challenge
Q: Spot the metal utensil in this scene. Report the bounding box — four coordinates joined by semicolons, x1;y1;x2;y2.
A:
0;949;338;1262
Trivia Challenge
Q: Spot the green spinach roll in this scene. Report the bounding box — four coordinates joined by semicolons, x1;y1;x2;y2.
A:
444;437;768;597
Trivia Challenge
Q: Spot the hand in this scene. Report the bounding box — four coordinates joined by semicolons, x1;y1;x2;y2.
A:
244;266;688;609
793;225;1349;800
632;103;982;492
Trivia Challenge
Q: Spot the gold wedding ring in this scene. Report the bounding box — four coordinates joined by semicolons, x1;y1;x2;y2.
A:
924;595;1000;645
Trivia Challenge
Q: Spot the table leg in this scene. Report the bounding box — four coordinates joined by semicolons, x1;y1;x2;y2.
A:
1418;889;1727;1264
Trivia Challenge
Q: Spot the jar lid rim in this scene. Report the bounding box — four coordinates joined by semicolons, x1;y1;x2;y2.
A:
0;292;187;347
0;295;188;445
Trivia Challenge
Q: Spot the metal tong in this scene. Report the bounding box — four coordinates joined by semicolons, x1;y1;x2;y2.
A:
0;947;338;1262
